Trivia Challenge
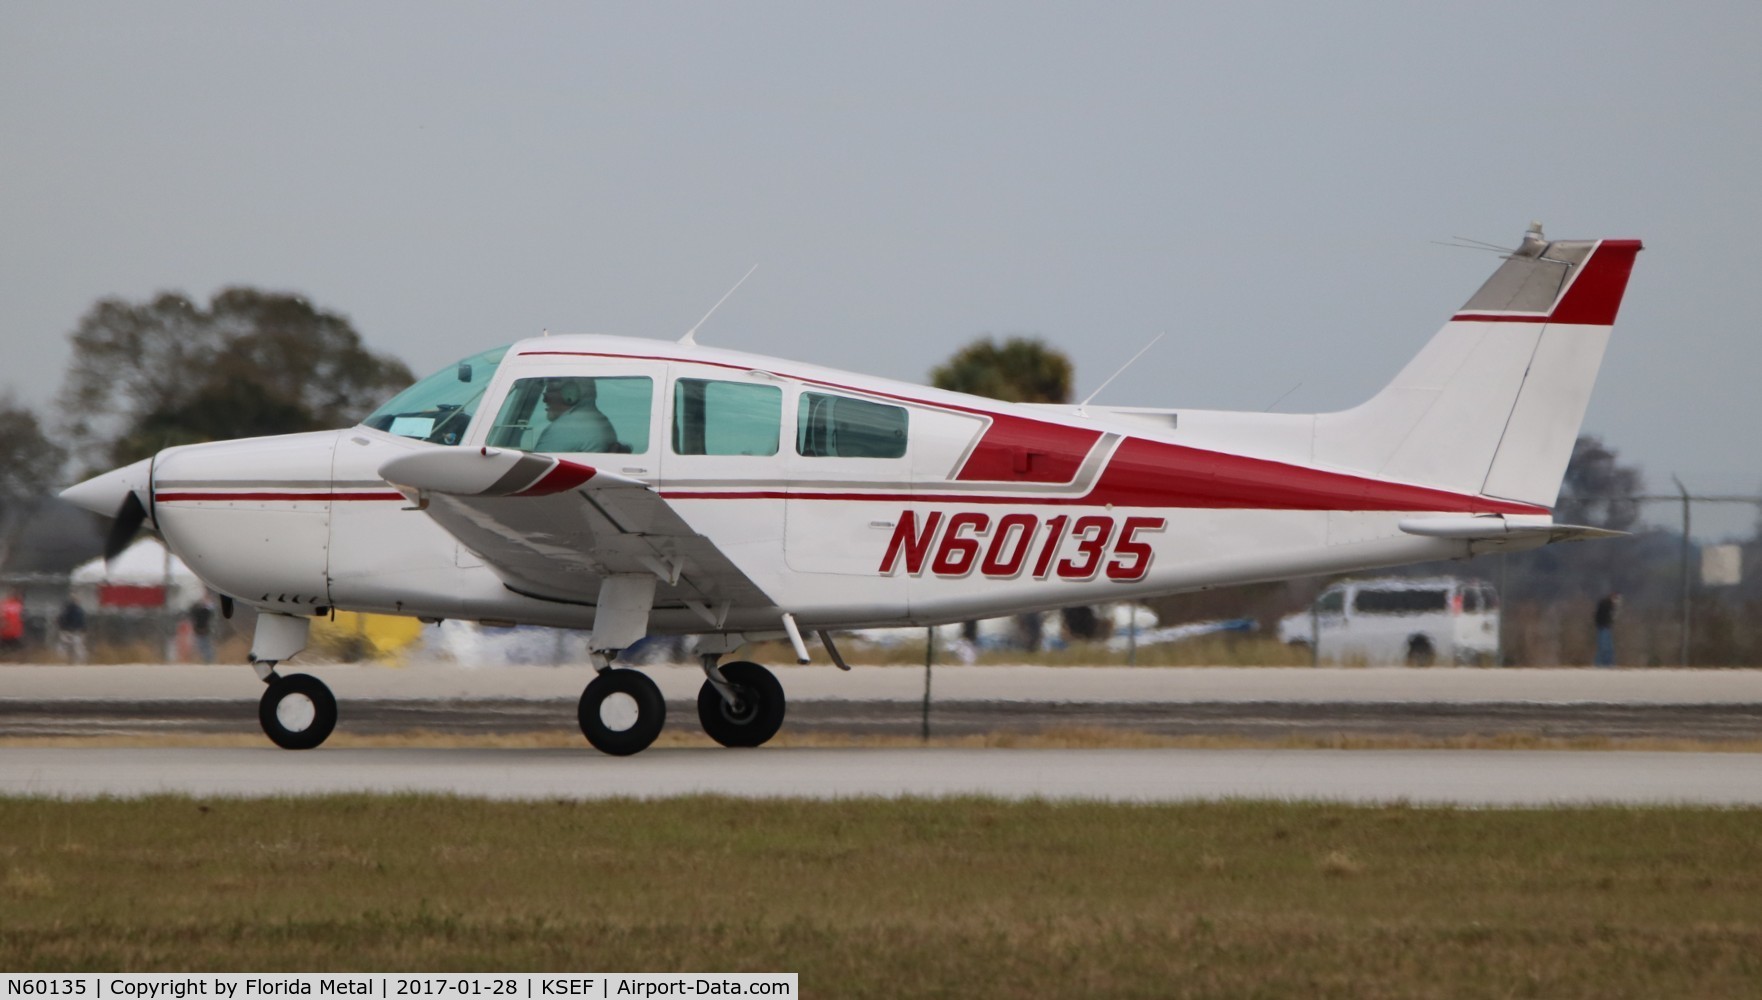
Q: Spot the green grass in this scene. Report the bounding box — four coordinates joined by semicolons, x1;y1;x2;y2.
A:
3;796;1761;998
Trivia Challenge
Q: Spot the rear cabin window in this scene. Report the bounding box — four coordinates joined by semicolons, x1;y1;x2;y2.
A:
1353;588;1449;615
485;376;652;454
673;379;781;456
796;392;908;459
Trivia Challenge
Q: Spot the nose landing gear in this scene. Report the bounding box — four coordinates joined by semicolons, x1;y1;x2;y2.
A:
249;612;337;750
258;671;338;750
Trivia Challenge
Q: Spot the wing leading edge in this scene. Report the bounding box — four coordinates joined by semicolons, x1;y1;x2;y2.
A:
378;448;773;622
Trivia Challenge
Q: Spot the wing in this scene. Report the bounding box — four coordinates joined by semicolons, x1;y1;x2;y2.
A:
379;447;774;618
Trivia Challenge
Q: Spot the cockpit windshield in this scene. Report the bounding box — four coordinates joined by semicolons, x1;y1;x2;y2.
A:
360;345;508;445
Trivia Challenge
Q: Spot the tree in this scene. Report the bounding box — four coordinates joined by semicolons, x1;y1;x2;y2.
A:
929;336;1074;404
1554;435;1643;532
58;288;414;469
0;399;65;570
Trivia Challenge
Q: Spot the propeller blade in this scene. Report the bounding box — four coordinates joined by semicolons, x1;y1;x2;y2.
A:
104;492;149;563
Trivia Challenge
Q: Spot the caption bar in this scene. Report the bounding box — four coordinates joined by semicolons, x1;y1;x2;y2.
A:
3;976;795;1000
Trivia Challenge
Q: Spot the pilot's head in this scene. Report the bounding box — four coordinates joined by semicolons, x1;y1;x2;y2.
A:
543;380;593;420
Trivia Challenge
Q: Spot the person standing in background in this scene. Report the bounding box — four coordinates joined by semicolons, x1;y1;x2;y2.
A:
1593;592;1621;668
57;596;88;664
188;595;216;664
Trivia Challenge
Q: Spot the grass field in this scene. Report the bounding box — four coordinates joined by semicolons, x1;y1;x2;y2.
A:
3;796;1760;997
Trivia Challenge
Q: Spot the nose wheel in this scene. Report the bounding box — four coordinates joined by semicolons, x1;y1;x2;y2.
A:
578;668;667;756
258;672;338;750
697;660;785;748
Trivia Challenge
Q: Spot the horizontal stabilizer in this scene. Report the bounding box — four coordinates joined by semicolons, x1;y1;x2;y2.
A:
1398;514;1624;545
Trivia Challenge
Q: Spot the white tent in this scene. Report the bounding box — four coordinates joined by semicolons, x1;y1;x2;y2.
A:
69;538;205;609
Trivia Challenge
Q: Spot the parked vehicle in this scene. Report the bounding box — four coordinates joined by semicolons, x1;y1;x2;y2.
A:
1277;577;1499;665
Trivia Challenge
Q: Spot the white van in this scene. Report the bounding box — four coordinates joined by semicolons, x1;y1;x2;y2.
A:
1277;577;1500;666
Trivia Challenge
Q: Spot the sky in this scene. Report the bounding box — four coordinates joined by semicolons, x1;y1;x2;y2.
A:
3;1;1759;537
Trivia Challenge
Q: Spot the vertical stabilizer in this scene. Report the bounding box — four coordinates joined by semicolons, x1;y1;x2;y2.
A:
1313;228;1641;509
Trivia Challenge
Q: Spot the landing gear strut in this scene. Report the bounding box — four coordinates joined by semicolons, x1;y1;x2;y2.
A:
696;657;785;748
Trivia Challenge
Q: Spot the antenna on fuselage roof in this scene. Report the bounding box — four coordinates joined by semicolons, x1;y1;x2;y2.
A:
679;264;759;345
1077;332;1165;411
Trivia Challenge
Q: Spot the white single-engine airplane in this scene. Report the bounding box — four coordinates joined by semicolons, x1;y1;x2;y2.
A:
63;225;1641;755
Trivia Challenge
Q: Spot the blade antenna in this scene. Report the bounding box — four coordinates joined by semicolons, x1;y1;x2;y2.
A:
680;264;759;345
1264;381;1303;411
1078;332;1165;410
1430;238;1515;255
1449;234;1520;251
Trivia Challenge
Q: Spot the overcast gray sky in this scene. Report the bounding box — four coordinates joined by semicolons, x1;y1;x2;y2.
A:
4;2;1758;535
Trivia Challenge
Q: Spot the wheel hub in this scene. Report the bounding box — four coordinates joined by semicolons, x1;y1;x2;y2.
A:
719;688;757;724
598;691;641;732
275;693;316;732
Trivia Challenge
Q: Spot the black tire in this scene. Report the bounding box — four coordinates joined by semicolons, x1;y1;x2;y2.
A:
259;673;337;750
697;661;786;748
1405;635;1437;668
577;668;666;756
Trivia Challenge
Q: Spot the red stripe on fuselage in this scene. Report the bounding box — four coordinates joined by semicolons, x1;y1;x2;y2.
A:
1081;437;1541;513
954;416;1101;483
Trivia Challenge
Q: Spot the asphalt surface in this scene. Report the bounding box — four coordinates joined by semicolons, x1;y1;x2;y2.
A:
8;663;1762;804
4;662;1761;742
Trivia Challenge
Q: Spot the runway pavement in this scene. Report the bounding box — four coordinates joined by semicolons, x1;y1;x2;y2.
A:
5;662;1761;742
6;745;1762;805
8;661;1762;703
7;663;1762;805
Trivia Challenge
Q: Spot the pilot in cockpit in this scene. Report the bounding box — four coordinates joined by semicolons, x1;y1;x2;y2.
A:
535;378;616;453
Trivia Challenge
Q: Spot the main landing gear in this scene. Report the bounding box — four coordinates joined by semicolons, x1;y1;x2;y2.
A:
573;653;787;755
696;658;786;748
577;667;667;756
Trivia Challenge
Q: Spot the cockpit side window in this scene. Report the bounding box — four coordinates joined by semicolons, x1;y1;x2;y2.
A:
360;345;508;445
486;376;653;454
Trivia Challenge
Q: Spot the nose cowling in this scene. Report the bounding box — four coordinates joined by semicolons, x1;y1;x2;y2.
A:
61;457;154;519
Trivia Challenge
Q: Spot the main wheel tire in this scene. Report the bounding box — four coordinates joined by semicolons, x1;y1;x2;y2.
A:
697;660;786;748
259;673;337;750
578;668;666;756
1405;635;1437;668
